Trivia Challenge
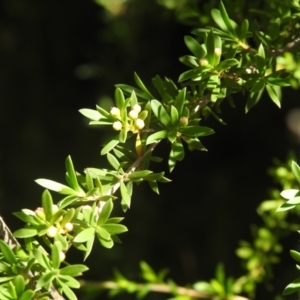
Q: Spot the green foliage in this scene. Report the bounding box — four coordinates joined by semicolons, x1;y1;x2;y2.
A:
2;1;300;299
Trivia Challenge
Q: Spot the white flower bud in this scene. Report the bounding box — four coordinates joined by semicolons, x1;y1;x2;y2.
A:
179;116;189;127
110;107;120;118
132;104;141;113
52;205;59;214
113;121;122;131
128;109;139;120
214;48;222;56
199;59;209;66
59;251;66;262
134;119;145;130
35;207;46;220
46;226;57;238
64;222;73;232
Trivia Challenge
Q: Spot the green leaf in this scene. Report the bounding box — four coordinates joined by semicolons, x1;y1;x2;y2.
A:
36;271;56;289
0;240;17;264
245;89;264;113
174;88;186;116
115;88;125;111
286;197;300;205
58;195;79;209
193;281;215;295
134;72;154;99
219;1;236;36
120;181;131;208
283;276;300;295
257;43;265;59
239;19;249;39
98;200;113;226
291;250;300;263
178;67;207;82
179;55;199;68
128;170;153;180
170;106;179;125
85;170;94;191
96;105;111;119
168;129;177;143
255;55;265;74
52;242;61;270
211;9;229;33
143;172;164;181
151;100;171;127
66;156;81;192
171;140;184;161
73;228;95;243
266;77;290;86
19;290;35;300
130;90;138;106
119;126;127;143
140;261;157;282
206;30;215;66
214;58;239;71
98;236;114;249
207;74;220;91
149;180;159;194
13;228;38;238
96;227;111;241
266;85;281;108
13;211;43;226
180;126;214;137
60;265;89;276
42;189;53;221
84;236;94;261
183;136;206;151
102;224;128;235
276;202;296;212
250;78;265;94
59;281;78;300
101;138;119;155
107;153;120;171
146;130;168;145
281;189;300;199
292;161;300;184
184;36;206;58
115;84;151;100
79;109;102;121
35;179;78;195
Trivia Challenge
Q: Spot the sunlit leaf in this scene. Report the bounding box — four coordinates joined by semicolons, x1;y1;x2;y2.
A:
73;228;95;243
79;109;102;121
151;100;171;127
184;36;206;58
146;130;168;145
292;161;300;184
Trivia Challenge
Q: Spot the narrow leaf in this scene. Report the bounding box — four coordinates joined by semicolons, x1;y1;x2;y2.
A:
151;100;171;127
134;72;154;99
184;36;206;58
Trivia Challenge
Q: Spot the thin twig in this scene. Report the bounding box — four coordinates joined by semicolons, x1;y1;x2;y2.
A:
270;37;300;57
108;141;159;195
79;280;250;300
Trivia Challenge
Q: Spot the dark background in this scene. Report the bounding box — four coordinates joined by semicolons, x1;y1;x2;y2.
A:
0;0;299;299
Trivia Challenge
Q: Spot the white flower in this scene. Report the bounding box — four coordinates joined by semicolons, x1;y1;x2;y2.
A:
134;119;145;130
110;107;121;118
46;226;57;238
214;48;222;56
128;109;139;120
132;104;141;113
64;222;73;232
113;121;122;131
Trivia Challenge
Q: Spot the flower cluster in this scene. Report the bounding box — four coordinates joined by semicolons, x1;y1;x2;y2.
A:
110;104;146;133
